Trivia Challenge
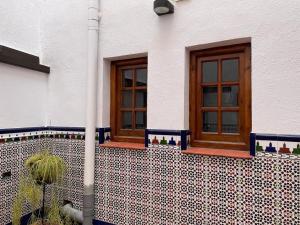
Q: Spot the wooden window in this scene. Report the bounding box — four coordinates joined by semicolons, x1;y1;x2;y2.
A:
110;58;147;143
190;44;251;150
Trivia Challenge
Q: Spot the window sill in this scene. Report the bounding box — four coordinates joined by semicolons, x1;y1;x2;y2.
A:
99;141;146;151
183;147;252;159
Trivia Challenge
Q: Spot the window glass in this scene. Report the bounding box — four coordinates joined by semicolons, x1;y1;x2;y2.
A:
222;86;239;107
203;112;218;132
122;111;132;129
135;90;147;108
122;70;133;87
136;68;147;86
203;86;218;107
135;112;146;129
202;61;218;83
222;112;238;133
122;90;132;108
222;59;239;82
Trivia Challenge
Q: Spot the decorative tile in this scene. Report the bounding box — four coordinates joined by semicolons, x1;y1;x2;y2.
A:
94;144;300;225
252;133;300;158
1;129;300;225
146;129;190;150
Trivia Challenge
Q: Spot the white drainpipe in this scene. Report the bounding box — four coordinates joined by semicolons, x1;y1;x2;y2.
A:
61;203;83;224
83;0;100;224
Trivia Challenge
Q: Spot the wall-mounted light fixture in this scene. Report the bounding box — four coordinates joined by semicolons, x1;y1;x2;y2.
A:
154;0;174;16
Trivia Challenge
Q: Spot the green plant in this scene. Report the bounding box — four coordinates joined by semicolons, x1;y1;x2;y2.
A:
25;151;65;184
12;150;66;225
47;194;63;225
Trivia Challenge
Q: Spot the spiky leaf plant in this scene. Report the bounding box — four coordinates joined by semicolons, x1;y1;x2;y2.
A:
47;194;63;225
12;177;42;225
25;151;65;185
12;151;66;225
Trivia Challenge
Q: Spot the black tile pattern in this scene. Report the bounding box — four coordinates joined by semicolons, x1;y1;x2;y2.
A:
95;147;300;225
1;138;299;225
0;138;85;224
0;139;50;225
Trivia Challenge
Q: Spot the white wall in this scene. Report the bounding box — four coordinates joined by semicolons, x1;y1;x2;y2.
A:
97;0;300;134
0;0;48;128
0;0;299;135
0;0;41;56
0;63;48;128
40;0;88;127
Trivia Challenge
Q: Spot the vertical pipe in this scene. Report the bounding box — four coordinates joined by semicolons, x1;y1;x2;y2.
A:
83;0;100;224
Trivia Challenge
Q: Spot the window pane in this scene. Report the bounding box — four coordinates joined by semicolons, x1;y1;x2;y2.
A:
222;59;239;82
222;86;239;107
222;112;238;133
136;68;147;86
203;112;217;132
122;69;133;87
202;61;218;83
122;91;132;108
203;86;218;107
122;111;132;129
135;111;146;129
135;90;147;108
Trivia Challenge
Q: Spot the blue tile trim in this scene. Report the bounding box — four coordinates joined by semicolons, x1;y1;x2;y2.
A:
97;127;111;144
48;126;85;132
181;130;188;150
145;129;149;148
255;133;300;142
0;126;48;134
96;127;111;133
93;219;115;225
146;129;190;136
6;211;34;225
0;126;112;135
251;133;300;156
250;133;256;156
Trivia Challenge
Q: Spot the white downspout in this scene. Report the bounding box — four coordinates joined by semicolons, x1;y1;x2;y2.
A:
83;0;100;224
61;203;83;224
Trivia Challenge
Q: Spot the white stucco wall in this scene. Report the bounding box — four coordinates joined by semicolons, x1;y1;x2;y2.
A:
0;63;48;128
0;0;299;135
0;0;41;56
0;0;48;128
97;0;300;134
40;0;88;127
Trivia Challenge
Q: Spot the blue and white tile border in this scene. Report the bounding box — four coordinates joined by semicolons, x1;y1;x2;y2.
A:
97;127;111;144
1;126;300;157
0;126;86;143
0;126;113;144
250;133;300;158
145;129;191;150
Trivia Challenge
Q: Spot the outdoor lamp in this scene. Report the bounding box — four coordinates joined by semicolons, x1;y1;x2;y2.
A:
154;0;174;16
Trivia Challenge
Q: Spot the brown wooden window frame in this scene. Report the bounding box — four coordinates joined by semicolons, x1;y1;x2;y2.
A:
110;57;147;143
190;44;251;150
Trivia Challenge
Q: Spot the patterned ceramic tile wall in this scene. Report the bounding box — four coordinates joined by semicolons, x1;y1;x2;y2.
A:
45;138;85;210
95;146;300;225
0;138;50;225
0;137;85;225
2;131;300;225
